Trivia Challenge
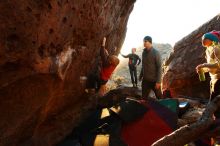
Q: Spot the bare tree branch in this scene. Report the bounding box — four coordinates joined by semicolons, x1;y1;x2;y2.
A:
152;95;220;146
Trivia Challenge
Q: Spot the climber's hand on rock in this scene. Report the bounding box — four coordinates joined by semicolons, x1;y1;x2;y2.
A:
114;47;117;52
102;37;106;47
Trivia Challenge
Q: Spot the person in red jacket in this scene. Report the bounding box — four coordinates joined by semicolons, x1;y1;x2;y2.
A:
86;37;120;96
99;37;120;96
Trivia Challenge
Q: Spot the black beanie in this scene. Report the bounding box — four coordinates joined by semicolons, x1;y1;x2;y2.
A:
143;36;152;43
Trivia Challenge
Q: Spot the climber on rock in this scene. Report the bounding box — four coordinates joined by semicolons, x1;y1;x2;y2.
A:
120;48;141;87
86;37;120;96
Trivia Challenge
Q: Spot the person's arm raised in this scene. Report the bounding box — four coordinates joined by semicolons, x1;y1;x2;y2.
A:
120;52;129;58
100;37;109;66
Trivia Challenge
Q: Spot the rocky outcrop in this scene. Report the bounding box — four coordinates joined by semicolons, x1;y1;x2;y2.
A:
162;14;220;99
0;0;136;145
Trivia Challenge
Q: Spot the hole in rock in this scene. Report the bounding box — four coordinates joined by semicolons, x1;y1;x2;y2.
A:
48;3;52;10
49;28;54;34
62;17;67;23
26;6;32;12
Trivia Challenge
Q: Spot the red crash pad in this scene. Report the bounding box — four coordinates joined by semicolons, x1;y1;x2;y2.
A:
121;103;173;146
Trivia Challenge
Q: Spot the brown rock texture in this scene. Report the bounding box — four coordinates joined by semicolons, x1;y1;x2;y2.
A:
162;14;220;99
0;0;136;145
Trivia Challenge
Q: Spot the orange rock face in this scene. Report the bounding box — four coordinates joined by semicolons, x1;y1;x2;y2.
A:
0;0;135;145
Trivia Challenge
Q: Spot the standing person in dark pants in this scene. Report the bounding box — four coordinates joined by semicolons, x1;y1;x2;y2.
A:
139;36;162;99
121;48;141;87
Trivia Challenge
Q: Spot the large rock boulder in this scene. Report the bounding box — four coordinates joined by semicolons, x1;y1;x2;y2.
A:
0;0;136;145
162;14;220;99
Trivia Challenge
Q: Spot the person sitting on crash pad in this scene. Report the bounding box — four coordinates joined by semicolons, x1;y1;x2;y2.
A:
86;37;120;96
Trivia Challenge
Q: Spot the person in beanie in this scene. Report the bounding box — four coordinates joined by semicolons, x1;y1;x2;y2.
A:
139;36;162;99
196;31;220;101
196;30;220;146
120;48;141;87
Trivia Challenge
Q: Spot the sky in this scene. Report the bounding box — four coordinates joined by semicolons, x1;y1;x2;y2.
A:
121;0;220;54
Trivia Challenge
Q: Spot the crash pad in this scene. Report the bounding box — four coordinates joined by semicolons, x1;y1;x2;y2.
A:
121;101;175;146
158;98;179;113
